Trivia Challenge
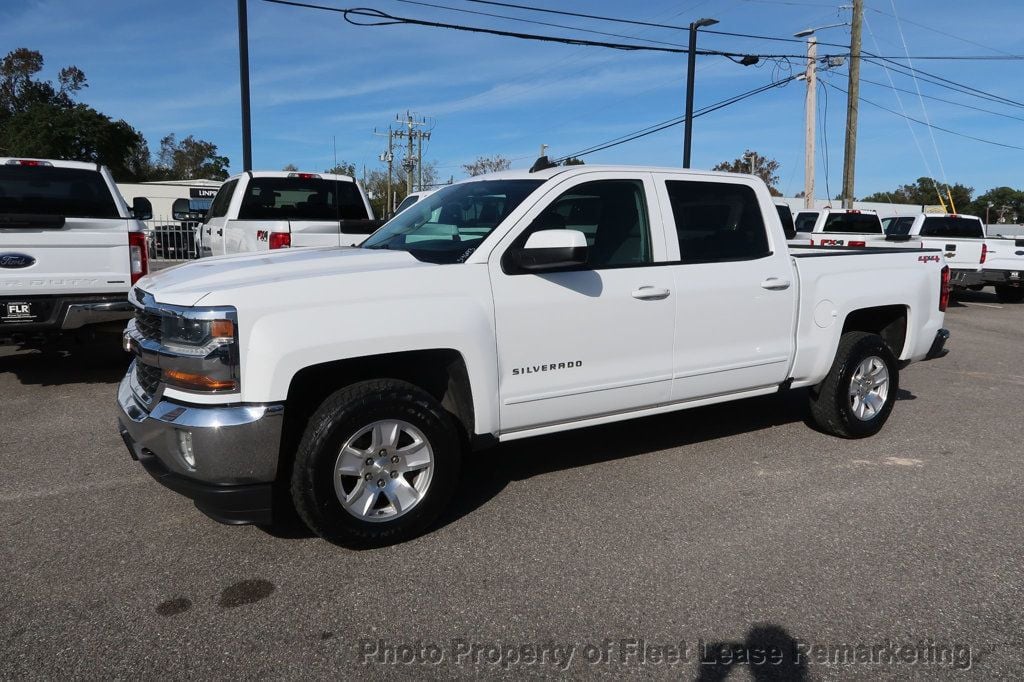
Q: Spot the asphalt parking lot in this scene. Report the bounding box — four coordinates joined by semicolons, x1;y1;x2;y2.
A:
1;290;1022;679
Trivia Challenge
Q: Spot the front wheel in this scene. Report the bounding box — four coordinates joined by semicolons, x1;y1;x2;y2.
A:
995;284;1024;303
290;379;462;546
808;332;899;438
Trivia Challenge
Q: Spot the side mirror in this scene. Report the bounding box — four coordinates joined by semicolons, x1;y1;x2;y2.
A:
515;229;588;271
132;197;153;221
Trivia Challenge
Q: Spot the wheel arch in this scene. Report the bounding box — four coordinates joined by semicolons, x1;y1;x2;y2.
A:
277;349;480;481
841;304;909;358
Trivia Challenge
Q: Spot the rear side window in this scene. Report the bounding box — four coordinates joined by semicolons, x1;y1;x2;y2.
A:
207;179;237;219
666;180;770;263
775;204;795;239
238;177;368;221
883;216;915;236
794;212;818;232
822;212;882;234
0;165;118;218
920;216;984;239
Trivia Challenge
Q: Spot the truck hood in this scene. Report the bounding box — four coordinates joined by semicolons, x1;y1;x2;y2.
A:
138;247;430;307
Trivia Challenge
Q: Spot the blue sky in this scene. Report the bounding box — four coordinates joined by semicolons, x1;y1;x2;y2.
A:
2;0;1022;198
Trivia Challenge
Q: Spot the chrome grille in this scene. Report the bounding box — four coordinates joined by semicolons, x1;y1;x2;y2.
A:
135;362;161;396
135;309;162;343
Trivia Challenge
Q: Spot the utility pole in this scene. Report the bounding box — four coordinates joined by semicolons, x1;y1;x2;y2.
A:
683;18;719;168
841;0;863;208
236;0;252;171
746;151;757;175
392;112;429;197
374;127;394;215
416;128;431;191
803;37;817;209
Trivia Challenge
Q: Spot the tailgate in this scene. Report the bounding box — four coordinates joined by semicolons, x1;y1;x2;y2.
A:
985;238;1024;272
0;216;130;295
925;238;983;270
289;220;343;248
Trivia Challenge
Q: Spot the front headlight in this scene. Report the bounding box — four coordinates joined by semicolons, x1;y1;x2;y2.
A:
157;308;240;393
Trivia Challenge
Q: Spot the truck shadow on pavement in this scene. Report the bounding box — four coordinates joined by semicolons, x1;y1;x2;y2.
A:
438;389;820;533
0;337;129;386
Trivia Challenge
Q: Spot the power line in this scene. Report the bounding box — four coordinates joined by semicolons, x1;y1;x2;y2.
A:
262;0;817;58
842;71;1024;123
394;0;690;48
861;54;1024;110
821;79;1024;152
555;74;800;161
864;5;1020;57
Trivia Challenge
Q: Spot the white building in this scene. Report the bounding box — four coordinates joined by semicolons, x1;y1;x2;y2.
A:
117;179;222;222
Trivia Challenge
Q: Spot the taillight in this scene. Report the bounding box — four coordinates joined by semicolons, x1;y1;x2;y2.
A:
269;232;291;250
939;265;950;312
809;238;814;245
980;242;987;265
128;231;148;284
849;240;866;247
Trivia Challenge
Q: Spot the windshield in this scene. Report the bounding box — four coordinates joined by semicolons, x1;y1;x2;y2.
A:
822;212;882;234
882;216;915;236
794;211;818;233
238;177;368;221
920;216;984;239
363;180;544;264
0;165;118;218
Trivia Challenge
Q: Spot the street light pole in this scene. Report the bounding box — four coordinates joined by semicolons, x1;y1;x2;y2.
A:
237;0;252;172
683;17;718;168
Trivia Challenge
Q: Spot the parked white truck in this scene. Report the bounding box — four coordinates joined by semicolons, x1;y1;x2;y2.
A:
1;158;152;345
793;207;921;248
882;213;985;289
117;165;950;545
199;170;382;256
981;229;1024;302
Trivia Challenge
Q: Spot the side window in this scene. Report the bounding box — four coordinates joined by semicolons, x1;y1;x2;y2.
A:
666;181;771;263
207;179;237;219
513;179;652;269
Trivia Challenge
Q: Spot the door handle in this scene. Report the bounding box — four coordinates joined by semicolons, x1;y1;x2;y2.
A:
216;229;223;236
205;228;211;235
632;286;671;300
761;277;791;290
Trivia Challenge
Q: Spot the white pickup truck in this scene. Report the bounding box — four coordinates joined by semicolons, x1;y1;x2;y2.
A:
981;229;1024;303
1;157;152;345
199;170;382;256
117;165;949;545
793;208;921;249
882;213;985;289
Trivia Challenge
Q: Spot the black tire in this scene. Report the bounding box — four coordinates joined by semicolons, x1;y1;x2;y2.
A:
808;331;899;438
290;379;461;546
995;285;1024;303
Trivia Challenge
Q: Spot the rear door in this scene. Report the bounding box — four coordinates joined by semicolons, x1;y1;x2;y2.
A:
201;178;238;256
655;174;797;401
0;162;130;309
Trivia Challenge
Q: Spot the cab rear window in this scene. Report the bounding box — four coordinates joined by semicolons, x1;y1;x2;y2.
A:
794;212;818;232
0;166;118;218
822;212;882;234
920;216;984;239
238;177;368;221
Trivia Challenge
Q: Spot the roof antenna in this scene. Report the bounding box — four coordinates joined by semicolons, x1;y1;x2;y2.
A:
529;156;556;173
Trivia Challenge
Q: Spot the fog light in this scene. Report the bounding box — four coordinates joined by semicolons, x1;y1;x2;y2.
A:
176;429;196;469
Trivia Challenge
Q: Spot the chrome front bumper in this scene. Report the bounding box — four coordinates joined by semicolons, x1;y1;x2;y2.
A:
116;373;285;524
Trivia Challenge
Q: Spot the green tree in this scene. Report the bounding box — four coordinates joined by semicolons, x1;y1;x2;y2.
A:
967;186;1024;224
712;150;782;196
463;155;511;176
860;177;973;211
282;163;298;171
560;157;585;166
152;133;229;180
0;47;150;180
324;161;356;177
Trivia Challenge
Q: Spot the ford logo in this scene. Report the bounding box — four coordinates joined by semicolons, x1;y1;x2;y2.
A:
1016;250;1024;256
0;253;36;269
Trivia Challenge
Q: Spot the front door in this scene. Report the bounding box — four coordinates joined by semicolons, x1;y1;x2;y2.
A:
489;173;675;433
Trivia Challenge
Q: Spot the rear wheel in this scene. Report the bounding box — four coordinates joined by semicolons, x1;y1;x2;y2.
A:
290;379;461;546
808;332;899;438
995;284;1024;303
